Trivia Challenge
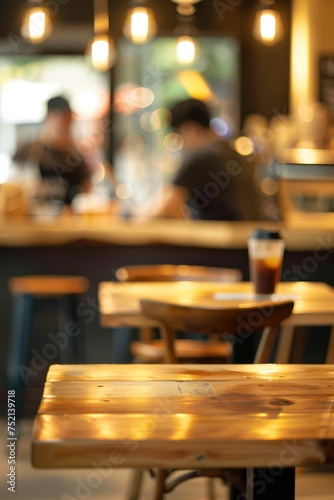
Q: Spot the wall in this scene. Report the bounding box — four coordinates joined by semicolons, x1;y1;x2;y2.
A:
290;0;334;115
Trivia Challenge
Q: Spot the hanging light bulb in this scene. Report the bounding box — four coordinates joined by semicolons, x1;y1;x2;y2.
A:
177;36;196;64
253;1;284;46
90;34;117;72
87;0;117;72
21;1;52;44
123;5;157;44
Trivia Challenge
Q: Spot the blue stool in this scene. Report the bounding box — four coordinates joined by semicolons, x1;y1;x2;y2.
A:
7;275;89;421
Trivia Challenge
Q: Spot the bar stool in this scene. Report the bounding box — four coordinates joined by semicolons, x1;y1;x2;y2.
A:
7;275;90;420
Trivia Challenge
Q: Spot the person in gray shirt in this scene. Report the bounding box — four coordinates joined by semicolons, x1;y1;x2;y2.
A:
149;98;264;221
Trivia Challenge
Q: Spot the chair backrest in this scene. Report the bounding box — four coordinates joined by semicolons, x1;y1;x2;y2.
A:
115;264;242;283
140;299;294;363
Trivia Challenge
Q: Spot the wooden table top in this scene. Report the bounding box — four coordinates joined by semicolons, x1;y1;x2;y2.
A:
99;281;334;328
32;363;334;470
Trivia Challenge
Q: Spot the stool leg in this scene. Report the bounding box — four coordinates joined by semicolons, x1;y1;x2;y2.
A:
58;295;84;363
207;477;216;500
154;470;167;500
7;294;35;422
127;470;144;500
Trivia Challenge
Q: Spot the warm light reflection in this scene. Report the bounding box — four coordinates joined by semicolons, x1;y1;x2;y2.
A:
287;148;323;166
123;7;157;44
177;36;196;64
171;414;192;440
257;365;281;376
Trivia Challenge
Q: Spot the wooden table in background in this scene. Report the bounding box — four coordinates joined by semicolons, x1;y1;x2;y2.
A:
32;363;334;500
98;281;334;363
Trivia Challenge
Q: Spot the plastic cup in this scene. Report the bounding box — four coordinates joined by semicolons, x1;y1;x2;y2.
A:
248;229;285;295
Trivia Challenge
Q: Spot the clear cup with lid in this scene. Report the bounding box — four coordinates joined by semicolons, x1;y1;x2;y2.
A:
248;229;285;294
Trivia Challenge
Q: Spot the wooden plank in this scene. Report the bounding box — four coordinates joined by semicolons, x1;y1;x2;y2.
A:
32;413;333;469
32;411;334;452
40;379;334;401
45;363;334;381
32;364;334;471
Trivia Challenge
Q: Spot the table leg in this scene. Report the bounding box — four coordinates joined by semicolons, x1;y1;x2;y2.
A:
326;326;334;363
275;326;295;363
246;467;295;500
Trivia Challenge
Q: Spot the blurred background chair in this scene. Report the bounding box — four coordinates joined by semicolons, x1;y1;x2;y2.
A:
7;275;90;421
115;265;242;364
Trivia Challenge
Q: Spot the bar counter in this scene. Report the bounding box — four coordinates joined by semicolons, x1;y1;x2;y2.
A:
0;213;334;250
1;213;334;415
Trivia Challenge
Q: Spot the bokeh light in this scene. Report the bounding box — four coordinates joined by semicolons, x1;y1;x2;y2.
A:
163;133;184;152
234;136;255;156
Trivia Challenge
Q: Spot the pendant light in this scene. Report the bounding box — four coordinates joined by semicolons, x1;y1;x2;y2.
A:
89;0;117;71
253;0;284;46
173;1;202;65
21;0;53;44
123;1;157;44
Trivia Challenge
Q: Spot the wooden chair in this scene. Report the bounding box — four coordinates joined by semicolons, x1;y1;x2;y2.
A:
7;275;89;421
135;297;294;500
115;265;242;364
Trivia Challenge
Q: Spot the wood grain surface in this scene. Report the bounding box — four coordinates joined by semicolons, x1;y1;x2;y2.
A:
32;364;334;470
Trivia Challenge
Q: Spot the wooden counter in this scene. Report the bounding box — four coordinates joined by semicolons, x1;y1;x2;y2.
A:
0;214;334;250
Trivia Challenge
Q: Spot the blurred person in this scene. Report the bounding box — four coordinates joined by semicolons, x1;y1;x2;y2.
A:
13;95;91;205
147;98;264;221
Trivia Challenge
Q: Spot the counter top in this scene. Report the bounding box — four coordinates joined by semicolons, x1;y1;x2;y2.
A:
0;214;333;250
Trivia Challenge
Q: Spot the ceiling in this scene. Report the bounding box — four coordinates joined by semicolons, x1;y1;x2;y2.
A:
0;0;292;121
0;0;233;52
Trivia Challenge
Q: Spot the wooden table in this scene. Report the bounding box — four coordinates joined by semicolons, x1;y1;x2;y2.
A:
32;364;334;500
99;281;334;363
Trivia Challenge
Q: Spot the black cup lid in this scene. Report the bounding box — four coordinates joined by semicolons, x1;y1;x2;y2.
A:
250;229;282;240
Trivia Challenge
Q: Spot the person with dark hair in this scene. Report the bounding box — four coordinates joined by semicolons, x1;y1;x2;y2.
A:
148;98;264;221
13;95;91;205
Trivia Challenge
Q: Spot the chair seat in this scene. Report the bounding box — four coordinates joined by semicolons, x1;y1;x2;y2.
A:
131;339;233;362
8;275;89;296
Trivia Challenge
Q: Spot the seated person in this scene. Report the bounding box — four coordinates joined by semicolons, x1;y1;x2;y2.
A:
13;95;91;205
148;98;264;221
